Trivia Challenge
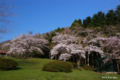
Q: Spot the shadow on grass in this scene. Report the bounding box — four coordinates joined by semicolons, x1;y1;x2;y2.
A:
0;67;21;71
73;67;83;71
93;70;97;72
82;65;97;72
78;69;82;71
14;67;22;70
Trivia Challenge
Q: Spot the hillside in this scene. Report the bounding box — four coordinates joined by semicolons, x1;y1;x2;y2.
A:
1;4;120;74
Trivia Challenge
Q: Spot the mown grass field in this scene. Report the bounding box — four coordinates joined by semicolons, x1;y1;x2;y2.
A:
0;57;120;80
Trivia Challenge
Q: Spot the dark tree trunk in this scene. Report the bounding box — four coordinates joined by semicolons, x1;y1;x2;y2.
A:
55;55;57;60
87;54;89;66
85;58;86;65
24;53;27;59
73;55;74;63
77;59;80;69
77;54;81;69
117;64;119;72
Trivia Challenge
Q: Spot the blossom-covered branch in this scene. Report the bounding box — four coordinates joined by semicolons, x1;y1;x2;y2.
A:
2;34;49;58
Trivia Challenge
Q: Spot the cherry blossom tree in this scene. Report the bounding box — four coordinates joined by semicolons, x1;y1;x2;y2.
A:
102;37;120;61
62;27;72;34
52;34;80;44
102;37;120;72
50;33;106;68
2;34;49;58
87;36;120;71
81;31;106;66
50;34;85;68
50;43;84;59
50;43;85;68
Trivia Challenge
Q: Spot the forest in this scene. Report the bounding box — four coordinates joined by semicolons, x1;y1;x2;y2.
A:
70;5;120;28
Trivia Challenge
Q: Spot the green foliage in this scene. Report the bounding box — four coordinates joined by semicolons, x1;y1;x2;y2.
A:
51;32;56;37
55;27;64;32
83;19;87;28
90;11;105;27
55;27;61;32
70;23;75;29
97;11;105;25
89;14;98;27
69;5;120;29
71;23;75;27
78;19;82;25
83;16;92;28
0;57;18;71
73;19;78;23
61;28;64;31
116;5;120;23
83;16;91;28
105;10;117;26
44;31;56;43
86;16;92;26
72;62;77;68
42;61;73;72
70;19;82;29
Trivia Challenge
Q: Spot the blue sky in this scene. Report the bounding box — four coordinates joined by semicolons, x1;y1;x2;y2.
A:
1;0;120;42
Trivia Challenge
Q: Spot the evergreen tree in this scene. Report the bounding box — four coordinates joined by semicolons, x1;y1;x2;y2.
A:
83;19;87;28
74;19;78;23
90;14;98;27
61;28;64;31
105;10;117;26
55;27;61;32
97;11;105;27
70;19;78;29
78;19;82;25
86;16;92;27
71;23;75;27
90;11;105;27
115;5;120;24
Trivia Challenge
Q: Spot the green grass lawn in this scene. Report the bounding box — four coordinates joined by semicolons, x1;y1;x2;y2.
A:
0;57;120;80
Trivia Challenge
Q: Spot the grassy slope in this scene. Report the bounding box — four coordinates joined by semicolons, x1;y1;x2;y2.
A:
0;57;120;80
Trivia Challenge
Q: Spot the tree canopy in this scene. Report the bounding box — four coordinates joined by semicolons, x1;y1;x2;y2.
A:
70;5;120;28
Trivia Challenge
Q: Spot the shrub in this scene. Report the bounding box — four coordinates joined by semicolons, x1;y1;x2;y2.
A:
72;62;77;68
42;61;73;72
0;57;18;71
82;65;97;71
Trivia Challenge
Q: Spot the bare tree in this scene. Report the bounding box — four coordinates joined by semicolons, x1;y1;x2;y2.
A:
0;0;16;34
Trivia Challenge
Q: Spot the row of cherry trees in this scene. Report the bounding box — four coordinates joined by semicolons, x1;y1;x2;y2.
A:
2;28;120;70
50;28;120;69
